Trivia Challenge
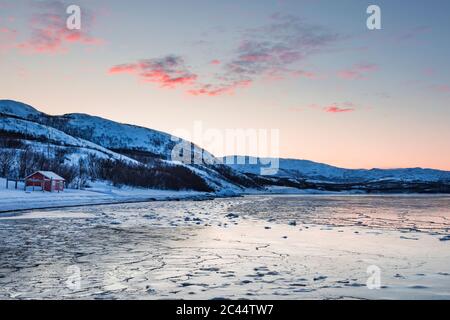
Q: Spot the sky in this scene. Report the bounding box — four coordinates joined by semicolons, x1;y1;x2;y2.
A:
1;0;449;170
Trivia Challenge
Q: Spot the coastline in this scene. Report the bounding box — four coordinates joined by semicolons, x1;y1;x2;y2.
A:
0;179;219;214
2;184;450;215
0;195;217;215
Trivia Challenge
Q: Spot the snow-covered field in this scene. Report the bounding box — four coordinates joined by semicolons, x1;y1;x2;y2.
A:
0;178;210;213
0;195;449;300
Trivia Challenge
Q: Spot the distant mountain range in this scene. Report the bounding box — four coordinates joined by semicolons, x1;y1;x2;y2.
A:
1;99;450;194
226;156;450;183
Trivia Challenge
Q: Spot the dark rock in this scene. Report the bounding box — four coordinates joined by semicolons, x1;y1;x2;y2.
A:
314;275;328;281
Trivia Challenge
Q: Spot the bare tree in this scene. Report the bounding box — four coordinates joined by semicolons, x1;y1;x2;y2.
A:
77;158;89;189
18;146;31;178
0;149;16;177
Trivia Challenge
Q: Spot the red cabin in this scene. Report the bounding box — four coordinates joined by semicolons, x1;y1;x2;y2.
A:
25;171;65;192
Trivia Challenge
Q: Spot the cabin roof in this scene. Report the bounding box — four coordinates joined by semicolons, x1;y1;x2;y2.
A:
25;171;65;181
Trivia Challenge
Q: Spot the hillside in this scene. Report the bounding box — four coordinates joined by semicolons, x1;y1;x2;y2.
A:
0;100;214;162
0;100;260;193
0;115;136;163
1;99;450;194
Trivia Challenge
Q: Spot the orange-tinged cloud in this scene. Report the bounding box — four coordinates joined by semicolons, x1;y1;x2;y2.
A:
109;56;198;89
324;103;355;113
110;56;253;96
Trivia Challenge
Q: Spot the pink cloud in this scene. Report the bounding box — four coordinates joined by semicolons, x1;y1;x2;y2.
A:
0;27;14;34
291;70;320;80
432;84;450;93
239;52;273;63
187;80;252;97
110;56;252;96
109;56;198;89
110;14;341;97
323;103;355;113
14;1;103;54
338;63;378;80
292;102;357;114
141;70;197;88
263;68;320;81
324;106;354;113
109;64;140;74
206;14;340;92
17;29;103;54
263;69;286;81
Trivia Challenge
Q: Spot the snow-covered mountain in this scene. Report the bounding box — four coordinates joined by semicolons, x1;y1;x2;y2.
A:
1;100;214;162
0;116;136;163
225;156;450;183
0;100;42;119
1;99;450;193
0;100;255;192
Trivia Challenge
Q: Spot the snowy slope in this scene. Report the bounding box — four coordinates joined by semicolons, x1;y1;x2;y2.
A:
226;156;450;183
0;100;248;192
0;99;216;163
53;114;249;191
0;178;210;212
52;113;218;164
0;100;42;119
3;99;450;193
0;100;202;160
0;116;136;163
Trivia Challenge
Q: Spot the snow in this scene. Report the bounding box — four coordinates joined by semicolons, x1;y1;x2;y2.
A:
0;114;239;192
0;100;41;119
0;100;232;191
3;98;450;194
62;113;217;163
0;116;137;164
0;178;210;213
27;171;65;180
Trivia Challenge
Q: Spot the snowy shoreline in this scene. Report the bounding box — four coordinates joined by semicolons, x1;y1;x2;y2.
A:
2;180;450;214
0;179;348;214
0;194;216;214
0;178;221;214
